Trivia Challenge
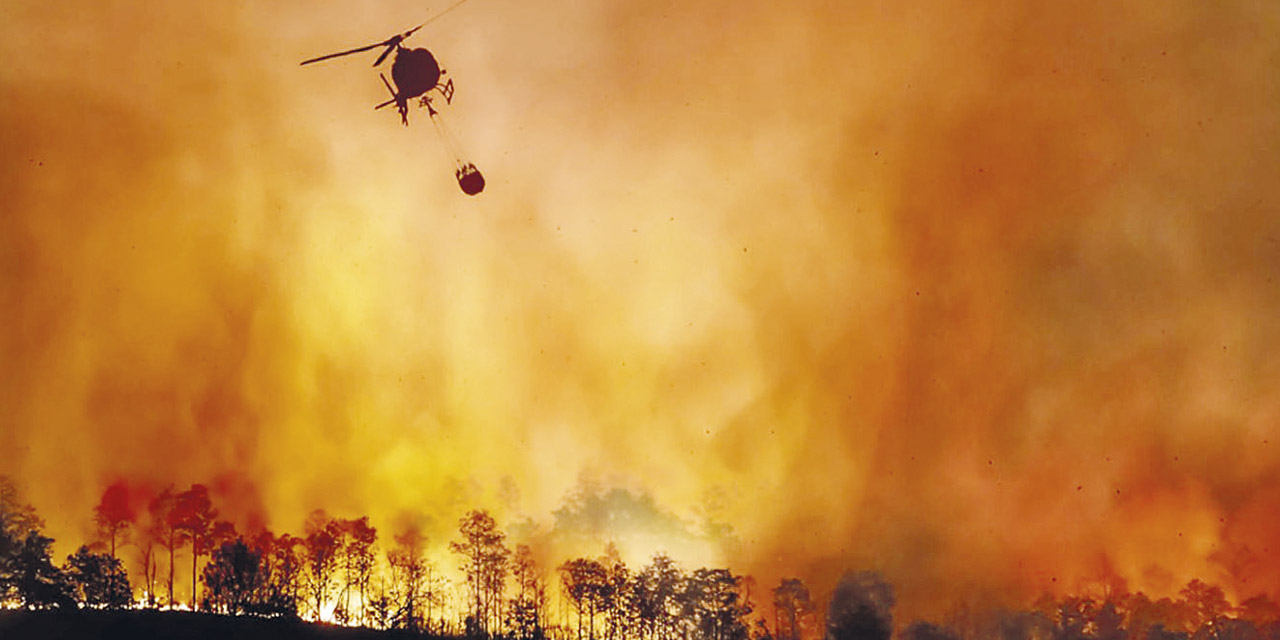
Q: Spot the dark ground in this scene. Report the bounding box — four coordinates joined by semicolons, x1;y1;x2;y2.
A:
0;609;435;640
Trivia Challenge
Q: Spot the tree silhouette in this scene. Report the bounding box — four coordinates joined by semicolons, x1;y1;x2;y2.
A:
1181;580;1231;630
1054;596;1098;640
1094;600;1125;640
1;480;73;610
561;556;609;640
366;579;394;630
510;544;547;640
451;509;511;636
425;563;450;634
602;545;632;640
65;544;131;609
1;475;44;607
201;538;262;615
638;553;684;640
92;481;136;563
826;571;894;640
173;484;217;610
15;529;75;609
147;486;179;608
0;477;41;537
253;530;303;617
135;526;159;608
387;525;428;631
774;578;812;640
1132;594;1197;636
1238;595;1280;626
0;530;15;607
342;516;378;626
303;509;341;620
327;520;354;624
684;568;751;640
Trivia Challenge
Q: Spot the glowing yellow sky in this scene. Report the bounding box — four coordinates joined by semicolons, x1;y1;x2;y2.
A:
3;0;1280;619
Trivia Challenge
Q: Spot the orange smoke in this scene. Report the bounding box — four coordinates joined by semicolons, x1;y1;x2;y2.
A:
3;0;1280;623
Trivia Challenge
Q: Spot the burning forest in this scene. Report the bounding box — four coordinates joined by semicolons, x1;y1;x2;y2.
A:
3;0;1280;638
2;475;1280;640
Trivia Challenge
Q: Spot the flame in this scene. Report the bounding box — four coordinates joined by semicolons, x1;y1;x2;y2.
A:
3;0;1280;624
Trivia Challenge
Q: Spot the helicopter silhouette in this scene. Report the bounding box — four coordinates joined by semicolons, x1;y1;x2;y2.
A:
302;24;485;196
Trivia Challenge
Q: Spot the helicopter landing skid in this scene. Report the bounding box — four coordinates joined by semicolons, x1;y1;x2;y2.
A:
418;79;454;111
419;81;454;117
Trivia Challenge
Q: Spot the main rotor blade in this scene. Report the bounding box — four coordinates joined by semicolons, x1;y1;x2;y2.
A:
300;20;426;67
371;22;424;66
400;23;424;40
372;43;397;67
300;41;386;66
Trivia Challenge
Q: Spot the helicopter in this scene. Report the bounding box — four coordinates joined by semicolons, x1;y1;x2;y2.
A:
302;23;485;196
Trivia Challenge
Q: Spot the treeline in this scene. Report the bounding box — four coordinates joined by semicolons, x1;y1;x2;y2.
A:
4;476;1280;640
772;572;1280;640
0;477;752;640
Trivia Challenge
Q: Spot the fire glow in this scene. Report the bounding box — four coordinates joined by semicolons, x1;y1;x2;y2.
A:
3;0;1280;635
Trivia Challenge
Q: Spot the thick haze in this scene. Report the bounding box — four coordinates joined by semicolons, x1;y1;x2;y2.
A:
3;0;1279;620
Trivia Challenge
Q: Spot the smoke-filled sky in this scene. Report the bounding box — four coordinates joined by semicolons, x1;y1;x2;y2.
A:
3;0;1279;621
